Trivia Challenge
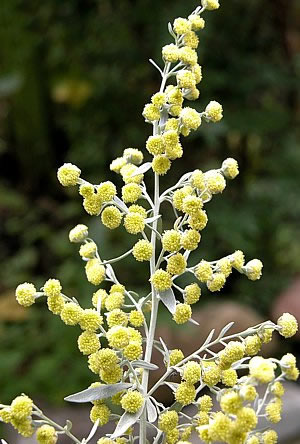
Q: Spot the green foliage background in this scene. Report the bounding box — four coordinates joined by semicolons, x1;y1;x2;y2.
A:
0;0;299;403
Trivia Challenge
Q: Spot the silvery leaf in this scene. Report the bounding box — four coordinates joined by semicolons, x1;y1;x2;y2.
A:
1;440;8;444
131;162;152;177
168;22;176;38
111;404;144;439
131;360;158;370
159;337;169;355
179;171;192;183
201;329;215;348
188;318;199;326
65;420;72;431
159;288;176;314
164;381;179;391
105;264;115;280
85;419;99;443
218;322;235;339
113;196;128;213
145;214;161;224
64;383;132;403
146;398;157;423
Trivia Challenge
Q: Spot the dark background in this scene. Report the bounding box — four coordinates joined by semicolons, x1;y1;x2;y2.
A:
0;0;299;408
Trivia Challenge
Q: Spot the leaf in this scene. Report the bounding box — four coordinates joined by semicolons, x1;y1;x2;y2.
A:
168;22;176;38
159;288;176;314
1;440;8;444
131;162;152;176
179;171;192;183
188;318;199;326
145;214;161;224
159;337;169;355
111;404;144;439
201;329;215;348
164;381;179;391
113;196;129;213
131;360;158;370
64;383;132;403
146;398;157;423
85;419;99;443
65;420;72;431
218;322;235;339
105;264;116;280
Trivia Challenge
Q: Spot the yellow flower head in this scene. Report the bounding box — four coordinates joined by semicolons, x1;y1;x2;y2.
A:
16;282;36;307
207;272;226;292
57;163;81;187
266;398;282;423
178;47;198;65
79;241;97;259
162;230;181;253
245;335;262;356
173;303;192;324
201;361;221;386
204;170;226;194
78;331;100;355
79;183;94;198
83;195;102;216
123;148;144;166
198;394;213;412
271;381;285;397
97;181;116;202
205;100;223;121
175;382;196;406
124;212;145;234
181;229;201;251
121;391;144;413
195;260;213;282
218;341;245;370
182;195;203;216
202;0;220;11
121;163;144;184
36;425;58;444
249;356;276;383
183;361;201;384
220;391;242;414
90;404;111;426
110;157;127;174
236;407;258;432
188;210;208;231
88;348;119;373
221;368;238;387
129;310;144;327
43;279;62;298
101;206;123;229
222;158;239;179
152;155;171;175
173;17;191;35
151;92;166;107
277;312;298;338
85;259;106;285
151;269;172;292
231;250;245;271
146;135;165;156
107;309;128;327
167;253;187;275
123;342;143;360
188;14;205;31
158;410;179;432
107;326;130;349
177;70;196;89
173;185;193;211
239;385;257;402
244;259;263;281
180;107;201;130
60;302;83;326
79;309;103;331
47;294;65;314
122;183;142;203
169;349;184;366
162;44;180;63
92;289;108;310
105;291;125;311
11;395;33;421
184;283;201;305
262;430;278;444
69;224;89;243
143;103;160;122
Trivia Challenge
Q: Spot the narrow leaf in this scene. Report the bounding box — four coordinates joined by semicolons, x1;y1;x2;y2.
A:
131;360;158;370
159;288;176;314
201;329;215;348
168;22;176;38
85;419;99;443
113;196;128;213
1;440;8;444
188;318;199;326
64;383;132;403
218;322;235;339
111;404;144;439
159;337;169;355
65;420;72;431
179;171;192;183
145;214;161;224
146;398;157;423
131;162;152;177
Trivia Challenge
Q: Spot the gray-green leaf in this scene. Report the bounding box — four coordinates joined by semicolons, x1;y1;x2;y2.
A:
64;383;132;403
131;360;158;370
159;288;176;314
111;404;144;439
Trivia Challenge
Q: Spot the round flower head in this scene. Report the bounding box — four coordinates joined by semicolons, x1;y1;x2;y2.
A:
0;408;12;424
106;326;130;349
79;241;97;259
198;395;213;412
191;169;205;190
151;92;166;107
166;428;179;443
180;107;201;130
221;368;238;387
188;210;208;231
146;135;165;156
192;64;203;84
79;309;103;331
88;349;118;374
123;342;143;360
239;385;257;402
85;259;106;285
69;224;88;243
188;14;205;31
124;212;145;234
11;418;34;438
166;85;184;105
205;101;223;122
218;341;245;370
11;395;33;420
143;103;160;122
184;283;201;305
176;70;196;89
121;390;144;413
97;439;115;444
266;398;282;423
249;356;276;383
202;0;220;10
201;361;221;386
222;158;239;179
101;206;122;229
97;181;116;202
231;250;245;271
121;163;144;184
127;326;143;344
110;156;127;174
122;183;142;203
220;391;242;414
204;170;226;194
244;259;263;281
207;272;226;292
47;294;65;314
60;302;83;326
16;282;36;307
162;43;180;63
167;253;187;275
36;425;57;444
245;335;262;356
105;292;125;311
277;312;298;338
162;230;181;253
182;195;203;216
90;404;111;426
195;260;213;282
83;195;102;216
151;269;172;292
152;155;171;175
92;288;108;309
78;331;100;355
178;46;198;65
43;279;62;298
181;229;201;251
57;163;81;187
129;310;144;327
262;430;278;444
169;349;184;366
158;410;179;432
183;361;201;384
123;148;144;166
128;204;147;218
175;382;196;406
172;185;193;211
271;381;285;397
79;183;94;198
236;407;258;432
173;17;191;35
216;257;232;278
132;239;153;262
173;303;192;324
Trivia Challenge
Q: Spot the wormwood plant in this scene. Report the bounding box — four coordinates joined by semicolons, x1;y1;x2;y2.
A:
1;1;299;443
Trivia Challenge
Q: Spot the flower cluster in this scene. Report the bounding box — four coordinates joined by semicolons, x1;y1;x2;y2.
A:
4;1;299;444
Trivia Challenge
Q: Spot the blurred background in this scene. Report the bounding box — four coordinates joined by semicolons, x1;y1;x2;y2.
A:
0;0;300;442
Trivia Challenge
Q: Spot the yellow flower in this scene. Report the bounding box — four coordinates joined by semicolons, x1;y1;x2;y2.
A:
207;412;231;441
92;289;108;309
162;230;182;253
220;391;242;414
15;282;36;307
173;303;192;324
83;195;102;216
222;158;239;179
79;241;97;259
271;382;285;397
182;195;203;216
183;361;201;384
207;272;226;292
180;107;201;130
151;92;166;107
122;183;142;203
47;295;65;314
123;148;144;165
202;0;220;11
266;398;282;423
204;170;226;194
173;17;191;35
107;326;130;349
245;335;262;356
57;163;81;186
173;185;193;211
146;135;165;156
151;269;172;292
121;163;144;184
166;429;179;444
152;155;171;175
69;224;88;243
158;410;179;432
78;331;100;355
162;44;180;63
43;279;62;297
90;404;111;426
121;391;144;413
277;312;298;338
191;169;205;190
129;310;144;327
178;47;198;65
198;395;213;412
36;425;57;444
101;206;123;229
218;341;245;370
181;229;201;251
201;361;221;386
244;259;263;281
205;100;223;121
60;302;83;326
177;70;196;89
236;407;258;432
107;309;128;327
188;210;208;231
195;260;213;282
239;385;257;402
11;395;33;421
249;356;276;383
143;103;160;121
97;181;116;201
167;253;187;275
85;259;106;285
184;283;201;304
0;408;12;423
79;309;103;331
123;342;143;360
188;14;205;31
175;382;196;406
221;368;238;387
169;349;184;366
124;212;145;234
79;183;94;198
262;430;278;444
105;291;125;311
110;157;127;174
88;348;119;373
231;250;245;271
